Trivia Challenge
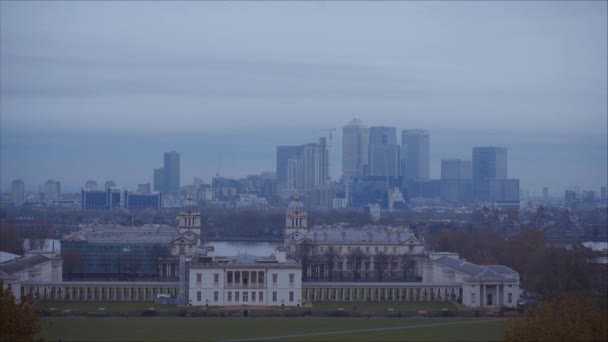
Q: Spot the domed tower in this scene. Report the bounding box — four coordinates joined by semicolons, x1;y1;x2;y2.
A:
285;191;308;242
178;194;202;245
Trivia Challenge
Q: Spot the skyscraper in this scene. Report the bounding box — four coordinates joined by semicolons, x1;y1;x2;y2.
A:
85;180;98;190
44;180;61;204
472;147;508;201
401;129;430;182
342;116;369;181
11;179;25;205
440;159;472;203
164;151;180;195
104;181;117;190
368;126;400;178
153;168;164;193
276;145;305;190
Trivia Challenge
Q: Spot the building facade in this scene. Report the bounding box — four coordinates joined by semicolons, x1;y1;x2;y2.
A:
189;246;302;307
164;151;180;195
44;180;61;204
11;179;25;205
440;159;472;203
401;129;430;182
342;116;369;181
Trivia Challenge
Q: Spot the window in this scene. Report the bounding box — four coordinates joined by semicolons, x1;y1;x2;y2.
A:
365;247;369;252
347;247;351;252
252;291;256;302
375;247;379;252
235;292;240;302
409;245;414;253
384;246;388;252
243;292;248;302
235;271;241;283
272;273;278;284
259;291;264;301
471;293;476;304
320;246;325;252
197;291;201;302
393;247;397;254
227;271;233;283
196;273;202;284
258;271;264;283
338;247;343;253
227;292;232;302
214;273;219;284
508;293;512;304
289;274;295;284
214;291;219;302
272;291;277;302
289;291;294;302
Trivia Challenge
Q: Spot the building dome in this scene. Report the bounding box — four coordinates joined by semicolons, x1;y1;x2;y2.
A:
287;191;306;215
181;196;198;214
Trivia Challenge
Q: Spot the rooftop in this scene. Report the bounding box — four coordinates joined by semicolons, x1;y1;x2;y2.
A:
434;256;519;282
0;254;50;276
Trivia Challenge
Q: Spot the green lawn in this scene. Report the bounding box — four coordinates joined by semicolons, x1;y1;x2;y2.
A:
309;301;459;313
38;317;508;341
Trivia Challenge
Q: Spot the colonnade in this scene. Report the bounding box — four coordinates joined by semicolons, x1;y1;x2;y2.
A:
302;285;460;302
22;282;179;301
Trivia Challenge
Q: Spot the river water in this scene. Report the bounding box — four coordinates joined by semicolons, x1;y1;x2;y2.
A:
202;241;279;257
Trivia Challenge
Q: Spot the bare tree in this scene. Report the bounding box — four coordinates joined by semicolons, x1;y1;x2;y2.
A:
323;247;339;281
399;254;418;281
295;240;315;280
374;252;389;281
347;248;368;281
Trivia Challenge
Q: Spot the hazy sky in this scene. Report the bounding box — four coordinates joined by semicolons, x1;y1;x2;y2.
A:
1;2;606;194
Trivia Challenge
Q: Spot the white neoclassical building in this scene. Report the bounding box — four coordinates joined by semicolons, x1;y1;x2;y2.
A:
0;251;63;300
188;246;302;307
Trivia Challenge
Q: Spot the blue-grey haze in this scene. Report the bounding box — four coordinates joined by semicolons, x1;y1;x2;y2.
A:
1;2;606;195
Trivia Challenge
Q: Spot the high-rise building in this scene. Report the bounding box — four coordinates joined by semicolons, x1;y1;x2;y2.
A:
81;189;107;210
124;191;162;210
440;159;472;203
44;180;61;204
104;181;117;190
153;168;165;193
276;145;304;190
401;129;430;182
368;126;400;178
107;188;121;208
489;179;520;203
317;137;329;186
85;180;98;190
286;157;304;190
565;190;577;206
164;151;180;195
342;116;369;181
137;183;151;194
11;179;25;205
601;186;607;203
472;147;507;201
303;143;318;191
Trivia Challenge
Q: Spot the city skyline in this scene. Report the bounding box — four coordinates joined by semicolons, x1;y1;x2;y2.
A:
1;1;606;195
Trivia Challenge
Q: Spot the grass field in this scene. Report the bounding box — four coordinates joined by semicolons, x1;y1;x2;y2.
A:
38;317;508;341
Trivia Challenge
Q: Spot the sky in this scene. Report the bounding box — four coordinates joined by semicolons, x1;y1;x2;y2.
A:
1;1;607;195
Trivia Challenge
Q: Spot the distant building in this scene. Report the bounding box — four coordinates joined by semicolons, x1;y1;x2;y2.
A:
601;186;607;203
236;194;268;208
368;126;400;178
124;191;162;210
137;183;151;194
401;129;430;182
107;188;121;208
84;180;98;190
164;151;180;195
44;180;61;204
104;181;117;190
489;179;520;204
81;189;107;210
472;147;507;202
153;168;165;193
11;179;25;205
440;159;472;203
565;190;577;207
582;191;596;204
342;116;369;181
276;145;305;190
543;187;549;204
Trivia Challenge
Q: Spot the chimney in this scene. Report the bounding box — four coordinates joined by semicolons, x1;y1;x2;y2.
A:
275;246;286;263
